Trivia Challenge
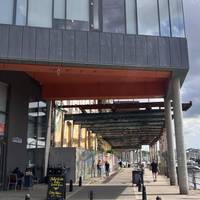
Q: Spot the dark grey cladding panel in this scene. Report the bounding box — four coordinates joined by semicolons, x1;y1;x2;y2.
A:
100;33;112;64
22;27;36;61
136;36;147;66
147;36;159;66
49;29;63;63
158;37;170;67
88;32;100;64
170;38;181;67
36;28;50;62
8;26;23;59
63;30;75;63
180;38;189;68
0;25;9;59
75;31;87;63
112;34;124;65
124;35;136;65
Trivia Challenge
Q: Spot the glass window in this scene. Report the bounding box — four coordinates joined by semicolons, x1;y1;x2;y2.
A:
53;0;65;29
0;0;14;25
54;0;65;19
28;0;52;28
103;0;125;33
0;82;7;113
169;0;185;37
159;0;170;37
16;0;27;25
93;0;100;30
66;0;89;31
125;0;136;34
137;0;159;36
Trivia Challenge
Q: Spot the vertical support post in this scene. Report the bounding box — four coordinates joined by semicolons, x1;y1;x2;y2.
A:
173;77;189;194
44;101;52;177
192;170;197;190
164;98;177;185
140;149;142;163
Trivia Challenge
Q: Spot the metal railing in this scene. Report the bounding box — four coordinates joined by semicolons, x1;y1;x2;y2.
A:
188;170;200;190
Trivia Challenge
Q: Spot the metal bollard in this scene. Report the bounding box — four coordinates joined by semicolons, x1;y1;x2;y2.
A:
142;185;147;200
156;196;162;200
25;194;30;200
79;176;82;187
89;190;94;200
69;179;73;192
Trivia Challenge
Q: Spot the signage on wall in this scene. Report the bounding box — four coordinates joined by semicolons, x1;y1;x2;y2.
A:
47;176;66;200
12;137;23;144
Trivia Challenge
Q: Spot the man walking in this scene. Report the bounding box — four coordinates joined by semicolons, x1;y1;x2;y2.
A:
151;160;158;182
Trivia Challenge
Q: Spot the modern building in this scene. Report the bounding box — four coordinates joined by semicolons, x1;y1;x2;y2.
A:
0;0;189;194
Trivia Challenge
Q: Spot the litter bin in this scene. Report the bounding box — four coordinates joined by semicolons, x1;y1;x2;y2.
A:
132;170;143;185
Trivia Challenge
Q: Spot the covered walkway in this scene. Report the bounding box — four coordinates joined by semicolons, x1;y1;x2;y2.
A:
1;168;200;199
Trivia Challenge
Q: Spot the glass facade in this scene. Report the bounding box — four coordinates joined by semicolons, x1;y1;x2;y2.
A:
0;0;185;38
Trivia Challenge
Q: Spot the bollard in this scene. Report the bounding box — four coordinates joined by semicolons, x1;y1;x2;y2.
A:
79;176;82;187
25;194;30;200
142;185;147;200
89;190;94;200
69;179;73;192
156;196;162;200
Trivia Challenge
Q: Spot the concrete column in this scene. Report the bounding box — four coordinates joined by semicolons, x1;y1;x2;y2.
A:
164;98;177;185
173;77;189;194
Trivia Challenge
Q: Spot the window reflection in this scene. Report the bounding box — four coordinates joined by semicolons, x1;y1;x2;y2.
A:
16;0;27;26
159;0;170;37
28;0;52;28
137;0;159;36
53;0;65;29
93;0;100;30
126;0;137;34
103;0;125;34
169;0;185;37
0;0;14;25
66;0;89;31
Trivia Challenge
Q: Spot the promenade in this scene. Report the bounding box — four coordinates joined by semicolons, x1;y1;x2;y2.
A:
0;168;200;200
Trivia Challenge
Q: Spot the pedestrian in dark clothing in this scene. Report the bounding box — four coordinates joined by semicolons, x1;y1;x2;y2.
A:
12;167;24;189
97;160;102;177
105;161;110;177
150;160;158;181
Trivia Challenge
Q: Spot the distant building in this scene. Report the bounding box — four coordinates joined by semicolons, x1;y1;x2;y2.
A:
186;148;200;160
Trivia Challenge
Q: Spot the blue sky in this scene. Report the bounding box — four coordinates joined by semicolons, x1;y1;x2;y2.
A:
182;0;200;148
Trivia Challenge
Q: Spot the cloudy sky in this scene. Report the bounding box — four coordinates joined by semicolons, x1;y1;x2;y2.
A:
182;0;200;148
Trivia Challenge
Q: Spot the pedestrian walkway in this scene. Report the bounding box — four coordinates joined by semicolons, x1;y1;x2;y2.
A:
1;168;200;199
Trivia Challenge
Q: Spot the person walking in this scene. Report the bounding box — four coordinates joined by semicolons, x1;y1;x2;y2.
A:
150;160;158;181
97;160;102;177
105;161;110;177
